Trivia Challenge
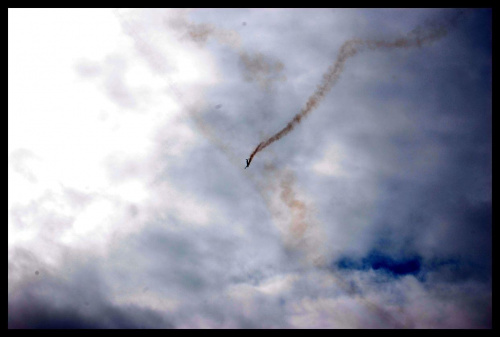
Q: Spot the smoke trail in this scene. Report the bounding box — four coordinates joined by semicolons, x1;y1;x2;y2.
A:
239;51;286;89
247;39;360;165
247;12;461;166
263;168;326;266
167;12;242;49
165;10;286;89
279;172;309;245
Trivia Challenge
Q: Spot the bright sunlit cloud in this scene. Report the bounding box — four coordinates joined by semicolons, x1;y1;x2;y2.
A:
9;8;491;329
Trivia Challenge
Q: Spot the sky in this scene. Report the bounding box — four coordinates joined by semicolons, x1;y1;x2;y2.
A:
8;8;492;329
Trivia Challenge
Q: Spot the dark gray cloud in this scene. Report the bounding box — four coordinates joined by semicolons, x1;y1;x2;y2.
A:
8;248;174;329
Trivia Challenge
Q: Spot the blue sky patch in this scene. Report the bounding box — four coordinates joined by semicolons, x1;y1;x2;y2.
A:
336;250;422;277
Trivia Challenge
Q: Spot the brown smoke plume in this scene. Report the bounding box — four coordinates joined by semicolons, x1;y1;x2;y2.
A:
246;14;460;166
165;10;286;89
279;173;308;244
264;168;326;266
167;15;241;49
239;51;286;89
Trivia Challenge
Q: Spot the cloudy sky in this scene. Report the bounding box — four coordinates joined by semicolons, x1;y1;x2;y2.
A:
8;8;491;329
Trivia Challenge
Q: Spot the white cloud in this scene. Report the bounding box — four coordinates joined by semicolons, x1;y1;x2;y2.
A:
312;143;351;177
8;8;491;329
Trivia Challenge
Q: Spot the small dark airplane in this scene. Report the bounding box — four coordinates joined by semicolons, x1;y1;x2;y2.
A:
245;159;250;169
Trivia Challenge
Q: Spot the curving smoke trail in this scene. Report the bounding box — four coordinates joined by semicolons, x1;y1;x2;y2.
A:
165;10;286;89
277;170;326;265
247;11;463;166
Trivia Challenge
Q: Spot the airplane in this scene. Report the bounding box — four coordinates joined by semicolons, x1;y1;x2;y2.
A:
245;159;250;169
